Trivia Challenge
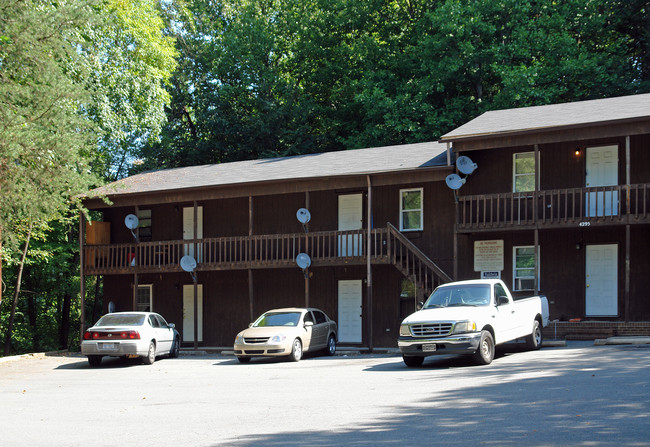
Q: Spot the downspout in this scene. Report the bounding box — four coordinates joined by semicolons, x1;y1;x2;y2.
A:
366;175;373;353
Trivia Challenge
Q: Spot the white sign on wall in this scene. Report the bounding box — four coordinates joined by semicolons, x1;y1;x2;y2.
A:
474;240;504;272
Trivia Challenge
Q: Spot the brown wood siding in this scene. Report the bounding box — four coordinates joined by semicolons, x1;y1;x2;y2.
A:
372;183;455;274
631;134;650;184
203;197;248;237
457;226;650;321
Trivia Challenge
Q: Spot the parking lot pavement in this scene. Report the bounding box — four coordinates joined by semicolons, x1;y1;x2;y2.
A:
1;341;649;447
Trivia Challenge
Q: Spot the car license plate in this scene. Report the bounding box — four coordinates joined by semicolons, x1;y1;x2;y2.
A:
99;343;116;351
422;343;437;352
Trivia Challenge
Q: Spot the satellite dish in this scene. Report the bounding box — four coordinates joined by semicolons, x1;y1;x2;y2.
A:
456;156;477;175
296;253;311;270
180;255;197;272
296;208;311;224
445;174;466;190
124;214;139;230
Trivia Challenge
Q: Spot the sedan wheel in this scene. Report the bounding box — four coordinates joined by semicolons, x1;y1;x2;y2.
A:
289;338;302;362
169;337;180;358
143;341;156;365
326;335;336;356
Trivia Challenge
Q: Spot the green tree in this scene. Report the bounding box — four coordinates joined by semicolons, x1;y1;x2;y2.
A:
81;0;179;180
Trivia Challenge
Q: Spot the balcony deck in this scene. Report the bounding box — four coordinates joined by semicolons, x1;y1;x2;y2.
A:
457;184;650;233
84;228;393;275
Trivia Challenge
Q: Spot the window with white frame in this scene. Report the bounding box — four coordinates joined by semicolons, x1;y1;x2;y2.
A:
513;246;539;291
136;284;152;311
400;188;423;231
513;152;536;192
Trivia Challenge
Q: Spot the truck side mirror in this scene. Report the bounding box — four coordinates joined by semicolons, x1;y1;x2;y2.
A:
497;296;509;306
416;301;424;310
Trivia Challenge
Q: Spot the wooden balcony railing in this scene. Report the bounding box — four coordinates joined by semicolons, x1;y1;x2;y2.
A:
457;184;650;232
84;228;392;275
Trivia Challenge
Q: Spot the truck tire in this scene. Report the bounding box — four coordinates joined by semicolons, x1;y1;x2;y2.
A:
525;320;542;350
472;331;494;365
403;355;424;367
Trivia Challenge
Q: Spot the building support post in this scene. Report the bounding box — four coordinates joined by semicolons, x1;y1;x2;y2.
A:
304;191;310;307
366;176;373;353
79;212;86;341
534;228;539;295
625;136;631;322
193;201;198;350
248;196;254;321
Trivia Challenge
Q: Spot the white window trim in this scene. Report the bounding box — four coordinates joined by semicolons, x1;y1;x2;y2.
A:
512;246;540;292
399;188;424;231
137;284;153;312
512;152;538;193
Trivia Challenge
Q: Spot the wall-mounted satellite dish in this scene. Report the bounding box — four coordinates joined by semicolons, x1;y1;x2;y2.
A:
296;253;311;270
456;156;477;175
180;255;198;282
445;174;466;190
180;255;197;272
124;214;139;230
124;214;139;241
296;208;311;224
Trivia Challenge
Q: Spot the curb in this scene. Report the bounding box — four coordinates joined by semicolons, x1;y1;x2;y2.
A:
594;336;650;346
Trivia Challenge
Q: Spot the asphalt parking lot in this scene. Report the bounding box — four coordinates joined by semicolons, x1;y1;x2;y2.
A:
1;341;649;447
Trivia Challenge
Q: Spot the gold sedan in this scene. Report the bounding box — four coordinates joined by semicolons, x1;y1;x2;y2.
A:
233;308;338;363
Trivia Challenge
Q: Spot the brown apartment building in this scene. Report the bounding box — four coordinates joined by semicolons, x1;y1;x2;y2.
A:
81;93;650;346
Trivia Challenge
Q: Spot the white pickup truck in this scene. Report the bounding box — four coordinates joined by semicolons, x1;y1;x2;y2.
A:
398;279;549;366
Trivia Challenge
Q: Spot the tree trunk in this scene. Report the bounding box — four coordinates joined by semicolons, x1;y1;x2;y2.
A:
26;272;39;352
59;292;71;350
3;222;33;356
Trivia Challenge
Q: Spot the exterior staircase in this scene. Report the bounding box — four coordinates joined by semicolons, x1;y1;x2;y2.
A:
386;223;452;302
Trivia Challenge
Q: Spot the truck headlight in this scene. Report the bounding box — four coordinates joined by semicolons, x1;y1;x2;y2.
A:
399;324;411;336
452;321;476;334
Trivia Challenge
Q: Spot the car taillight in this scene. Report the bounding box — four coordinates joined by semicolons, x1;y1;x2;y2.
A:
83;330;140;340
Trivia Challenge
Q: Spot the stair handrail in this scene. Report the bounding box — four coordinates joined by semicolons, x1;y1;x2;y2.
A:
386;222;453;283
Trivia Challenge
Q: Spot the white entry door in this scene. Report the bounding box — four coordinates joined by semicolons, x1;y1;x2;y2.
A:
586;146;618;217
338;280;362;343
585;244;618;316
338;194;363;256
182;284;203;342
183;206;203;261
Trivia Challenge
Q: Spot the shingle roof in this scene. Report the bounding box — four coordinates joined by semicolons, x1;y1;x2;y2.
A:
440;93;650;141
90;141;449;197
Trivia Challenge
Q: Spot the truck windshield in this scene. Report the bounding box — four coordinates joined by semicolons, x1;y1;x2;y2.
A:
423;284;491;308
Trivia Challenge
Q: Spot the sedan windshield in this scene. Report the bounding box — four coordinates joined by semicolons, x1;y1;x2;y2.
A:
96;314;145;326
423;284;490;308
253;312;301;327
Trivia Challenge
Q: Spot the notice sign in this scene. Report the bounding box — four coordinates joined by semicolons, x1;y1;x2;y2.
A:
474;240;504;272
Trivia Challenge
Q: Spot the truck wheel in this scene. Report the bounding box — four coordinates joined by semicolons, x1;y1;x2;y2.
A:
472;331;494;365
525;320;542;350
403;355;424;367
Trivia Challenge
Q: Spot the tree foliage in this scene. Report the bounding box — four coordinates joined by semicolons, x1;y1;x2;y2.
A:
138;0;649;172
1;0;177;354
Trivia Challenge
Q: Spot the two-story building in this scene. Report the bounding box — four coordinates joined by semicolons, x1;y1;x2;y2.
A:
440;93;650;339
81;93;650;347
81;142;455;349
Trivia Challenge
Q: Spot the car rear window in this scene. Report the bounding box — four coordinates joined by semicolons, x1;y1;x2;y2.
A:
97;314;145;326
254;312;301;327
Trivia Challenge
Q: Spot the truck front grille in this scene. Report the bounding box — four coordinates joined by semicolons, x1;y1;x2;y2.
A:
410;323;453;337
